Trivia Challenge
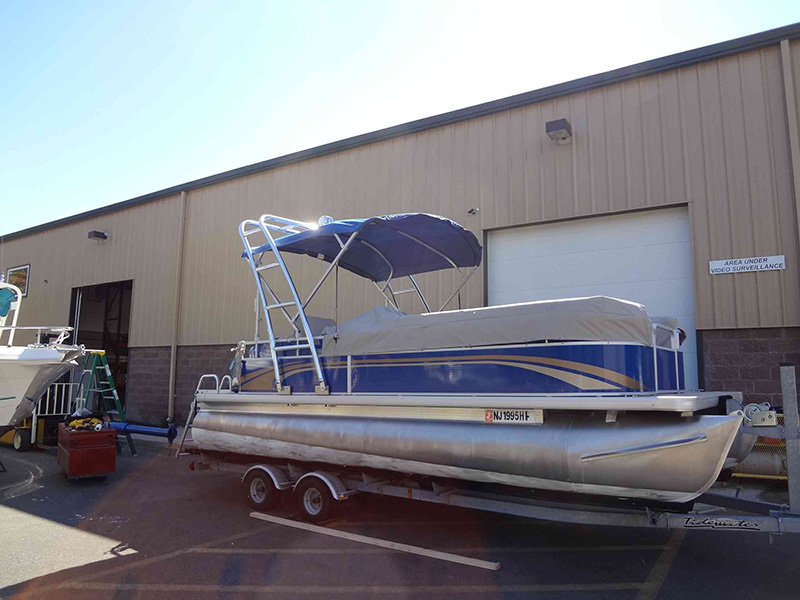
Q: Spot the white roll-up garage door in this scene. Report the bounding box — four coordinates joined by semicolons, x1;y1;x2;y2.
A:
487;207;697;389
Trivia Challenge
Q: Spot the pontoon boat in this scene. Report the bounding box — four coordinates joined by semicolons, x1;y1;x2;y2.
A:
188;213;757;503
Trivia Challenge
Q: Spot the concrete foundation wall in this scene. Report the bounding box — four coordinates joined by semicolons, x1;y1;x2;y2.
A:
173;344;234;425
126;346;171;426
127;344;233;426
700;327;800;407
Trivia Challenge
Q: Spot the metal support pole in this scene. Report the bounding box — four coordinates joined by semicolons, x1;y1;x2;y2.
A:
168;191;189;421
780;363;800;513
652;330;659;393
296;230;360;315
30;406;38;444
125;432;137;457
408;275;431;313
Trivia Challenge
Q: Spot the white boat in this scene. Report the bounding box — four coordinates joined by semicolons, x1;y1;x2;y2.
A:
0;282;83;434
187;213;757;504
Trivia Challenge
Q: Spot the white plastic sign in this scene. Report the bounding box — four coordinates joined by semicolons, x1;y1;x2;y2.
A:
709;255;785;275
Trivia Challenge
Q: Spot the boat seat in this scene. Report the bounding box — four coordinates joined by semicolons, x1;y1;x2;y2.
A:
0;288;14;318
321;296;661;357
305;315;336;337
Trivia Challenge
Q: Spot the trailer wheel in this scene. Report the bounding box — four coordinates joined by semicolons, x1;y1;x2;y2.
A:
12;429;31;452
244;471;279;511
297;478;335;523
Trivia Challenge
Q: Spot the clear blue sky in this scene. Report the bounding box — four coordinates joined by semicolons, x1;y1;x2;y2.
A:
1;0;799;236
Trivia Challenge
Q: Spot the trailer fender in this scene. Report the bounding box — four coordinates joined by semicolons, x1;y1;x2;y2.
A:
242;464;293;491
293;471;354;501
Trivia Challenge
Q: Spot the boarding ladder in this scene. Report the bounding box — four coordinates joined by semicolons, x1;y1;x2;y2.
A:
239;215;327;394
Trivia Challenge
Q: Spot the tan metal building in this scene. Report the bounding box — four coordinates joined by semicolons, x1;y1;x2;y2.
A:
4;24;800;424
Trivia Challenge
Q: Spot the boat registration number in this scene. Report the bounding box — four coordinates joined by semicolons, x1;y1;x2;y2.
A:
484;410;537;424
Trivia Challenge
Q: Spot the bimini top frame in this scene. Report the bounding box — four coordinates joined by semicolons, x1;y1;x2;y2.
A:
238;213;483;393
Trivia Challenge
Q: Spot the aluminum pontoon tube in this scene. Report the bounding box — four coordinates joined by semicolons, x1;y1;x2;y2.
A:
191;410;742;502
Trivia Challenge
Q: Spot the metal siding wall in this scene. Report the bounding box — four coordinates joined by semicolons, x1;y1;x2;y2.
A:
0;195;182;347
175;43;796;341
176;131;487;345
687;47;800;329
3;44;799;346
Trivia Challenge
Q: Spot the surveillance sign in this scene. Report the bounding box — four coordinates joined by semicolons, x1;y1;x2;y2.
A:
709;255;785;275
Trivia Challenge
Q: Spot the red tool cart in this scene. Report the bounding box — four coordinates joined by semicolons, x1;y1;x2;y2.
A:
57;422;117;479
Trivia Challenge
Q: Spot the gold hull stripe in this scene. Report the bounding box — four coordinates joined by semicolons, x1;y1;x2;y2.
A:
242;356;627;392
242;353;642;389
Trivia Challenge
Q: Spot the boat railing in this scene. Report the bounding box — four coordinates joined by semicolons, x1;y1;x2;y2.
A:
1;325;73;347
27;381;81;445
2;281;75;346
242;336;325;357
37;381;79;417
174;374;232;456
652;323;683;392
194;374;234;395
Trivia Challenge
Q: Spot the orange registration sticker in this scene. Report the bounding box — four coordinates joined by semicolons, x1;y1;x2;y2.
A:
484;410;535;423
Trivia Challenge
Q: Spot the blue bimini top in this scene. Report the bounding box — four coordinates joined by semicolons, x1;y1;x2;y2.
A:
245;213;482;282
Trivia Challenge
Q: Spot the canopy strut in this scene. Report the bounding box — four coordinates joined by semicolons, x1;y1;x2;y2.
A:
239;216;328;394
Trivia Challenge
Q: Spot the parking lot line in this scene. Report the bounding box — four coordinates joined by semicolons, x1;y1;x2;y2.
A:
4;525;283;600
39;525;274;590
251;511;501;571
636;530;685;600
192;543;666;555
60;582;645;594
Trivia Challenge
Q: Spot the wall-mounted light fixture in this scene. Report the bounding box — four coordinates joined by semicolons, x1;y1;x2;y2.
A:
545;118;572;144
467;208;480;215
88;230;108;241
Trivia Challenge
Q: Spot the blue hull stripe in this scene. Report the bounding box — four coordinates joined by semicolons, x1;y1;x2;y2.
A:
241;344;684;394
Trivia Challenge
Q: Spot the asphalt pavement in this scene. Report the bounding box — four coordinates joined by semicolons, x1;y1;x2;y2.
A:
1;441;799;599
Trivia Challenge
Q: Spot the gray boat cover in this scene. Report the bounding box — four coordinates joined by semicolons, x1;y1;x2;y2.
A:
321;296;664;357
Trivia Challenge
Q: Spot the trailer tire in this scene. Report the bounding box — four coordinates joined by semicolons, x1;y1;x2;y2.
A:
244;471;279;511
297;478;335;523
12;429;31;452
